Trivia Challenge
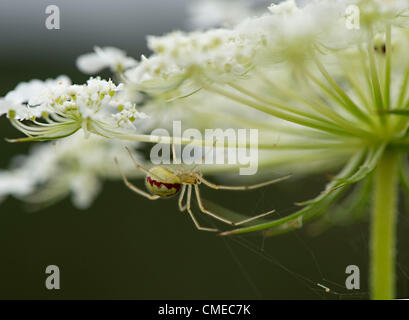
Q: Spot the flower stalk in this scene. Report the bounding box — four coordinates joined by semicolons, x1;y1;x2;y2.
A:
371;151;399;299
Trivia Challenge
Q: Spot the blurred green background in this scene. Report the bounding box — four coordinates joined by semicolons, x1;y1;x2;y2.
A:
0;0;408;300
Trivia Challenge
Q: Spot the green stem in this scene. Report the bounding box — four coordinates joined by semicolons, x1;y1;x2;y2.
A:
371;151;399;299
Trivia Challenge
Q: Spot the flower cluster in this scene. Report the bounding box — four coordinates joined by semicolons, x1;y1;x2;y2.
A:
0;132;143;209
0;76;147;142
76;46;138;74
124;28;263;96
117;0;409;238
2;0;409;210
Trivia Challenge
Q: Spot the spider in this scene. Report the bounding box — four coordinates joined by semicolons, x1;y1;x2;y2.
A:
114;146;290;232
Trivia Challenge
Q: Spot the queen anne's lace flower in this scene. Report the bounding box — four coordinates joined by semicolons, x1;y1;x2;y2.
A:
0;75;71;120
188;0;254;29
187;0;273;29
124;1;362;97
124;28;263;96
0;76;148;142
267;0;298;15
76;46;138;74
119;0;409;240
353;0;409;28
0;133;143;209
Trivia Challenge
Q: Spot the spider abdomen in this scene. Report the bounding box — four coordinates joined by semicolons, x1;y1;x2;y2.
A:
145;166;182;198
146;176;182;197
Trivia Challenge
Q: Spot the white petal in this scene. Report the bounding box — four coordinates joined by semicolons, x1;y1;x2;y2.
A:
76;52;108;74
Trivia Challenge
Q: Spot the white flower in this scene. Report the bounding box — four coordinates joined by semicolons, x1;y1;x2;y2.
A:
107;0;409;242
124;54;187;94
352;0;409;28
4;75;71;104
125;28;262;95
0;99;31;120
125;0;367;98
187;0;256;29
69;173;101;209
2;77;148;142
112;102;149;129
0;171;34;200
0;75;71;120
0;132;144;209
267;0;299;15
76;46;138;74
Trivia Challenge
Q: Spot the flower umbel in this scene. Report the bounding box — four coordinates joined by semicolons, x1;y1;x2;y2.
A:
120;0;409;299
0;132;144;209
2;0;409;299
1;76;148;142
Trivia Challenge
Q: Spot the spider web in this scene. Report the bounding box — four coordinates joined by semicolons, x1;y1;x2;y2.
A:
221;233;369;299
201;193;370;299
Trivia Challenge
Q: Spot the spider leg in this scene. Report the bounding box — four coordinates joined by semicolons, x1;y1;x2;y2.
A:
172;141;181;164
194;185;275;226
198;174;291;190
125;146;153;176
186;186;218;232
178;185;187;211
189;139;218;173
124;146;165;181
125;146;182;184
114;157;160;200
